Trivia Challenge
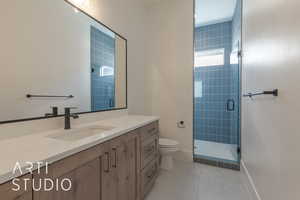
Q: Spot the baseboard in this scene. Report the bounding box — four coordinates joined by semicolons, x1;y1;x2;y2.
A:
241;160;262;200
174;150;193;162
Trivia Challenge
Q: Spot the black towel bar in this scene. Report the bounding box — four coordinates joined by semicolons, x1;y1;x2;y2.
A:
26;94;74;99
243;89;278;98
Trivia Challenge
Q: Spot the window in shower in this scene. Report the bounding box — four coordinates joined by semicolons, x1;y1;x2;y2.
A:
100;66;114;77
194;0;242;165
194;81;203;98
194;48;224;67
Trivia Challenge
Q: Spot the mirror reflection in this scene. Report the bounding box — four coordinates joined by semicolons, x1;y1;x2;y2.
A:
0;0;127;122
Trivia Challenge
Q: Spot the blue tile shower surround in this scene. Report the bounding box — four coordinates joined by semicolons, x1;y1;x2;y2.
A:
91;26;115;111
194;21;240;145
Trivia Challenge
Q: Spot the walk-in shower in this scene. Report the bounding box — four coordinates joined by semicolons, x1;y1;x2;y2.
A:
193;0;242;168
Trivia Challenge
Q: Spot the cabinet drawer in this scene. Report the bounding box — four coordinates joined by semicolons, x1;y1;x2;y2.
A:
0;174;32;200
141;135;158;169
140;121;159;141
141;158;159;198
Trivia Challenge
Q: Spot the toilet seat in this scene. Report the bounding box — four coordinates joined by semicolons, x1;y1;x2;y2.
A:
160;146;178;150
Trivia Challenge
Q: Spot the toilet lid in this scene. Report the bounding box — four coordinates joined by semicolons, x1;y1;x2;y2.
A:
160;146;178;150
159;138;179;147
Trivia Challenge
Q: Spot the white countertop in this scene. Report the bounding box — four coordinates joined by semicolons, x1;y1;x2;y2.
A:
0;115;159;184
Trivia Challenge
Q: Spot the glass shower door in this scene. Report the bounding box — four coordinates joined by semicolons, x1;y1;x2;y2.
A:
229;41;241;162
193;63;240;163
193;28;241;165
193;0;242;168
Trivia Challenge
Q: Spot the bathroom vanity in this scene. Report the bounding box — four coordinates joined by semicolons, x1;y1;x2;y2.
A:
0;1;160;199
0;116;159;200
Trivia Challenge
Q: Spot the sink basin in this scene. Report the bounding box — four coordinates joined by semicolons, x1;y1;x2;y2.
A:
47;125;115;141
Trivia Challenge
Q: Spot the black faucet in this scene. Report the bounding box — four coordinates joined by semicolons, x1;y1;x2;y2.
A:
64;107;79;130
45;107;58;117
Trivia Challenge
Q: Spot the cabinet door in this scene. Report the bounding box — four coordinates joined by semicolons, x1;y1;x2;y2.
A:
0;174;32;200
141;158;159;199
141;134;159;169
34;141;103;200
57;158;100;200
114;136;129;200
116;132;140;200
34;158;101;200
101;132;140;200
125;133;140;200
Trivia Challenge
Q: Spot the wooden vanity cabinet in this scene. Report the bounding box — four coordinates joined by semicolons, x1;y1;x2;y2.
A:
0;174;32;200
102;130;140;200
33;128;142;200
0;121;159;200
139;121;160;199
33;143;103;200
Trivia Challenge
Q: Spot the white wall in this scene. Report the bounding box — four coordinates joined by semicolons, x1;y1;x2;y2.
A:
242;0;300;199
115;36;127;108
0;0;94;121
144;0;194;160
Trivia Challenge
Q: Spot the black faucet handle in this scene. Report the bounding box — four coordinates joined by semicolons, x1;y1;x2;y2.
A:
50;106;59;115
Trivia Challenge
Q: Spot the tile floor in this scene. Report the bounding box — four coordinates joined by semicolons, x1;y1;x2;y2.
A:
146;160;254;200
194;140;238;161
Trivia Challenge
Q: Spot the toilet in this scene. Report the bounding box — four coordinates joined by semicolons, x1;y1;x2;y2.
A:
159;138;179;170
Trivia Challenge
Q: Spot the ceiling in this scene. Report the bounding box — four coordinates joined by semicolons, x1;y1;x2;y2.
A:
195;0;237;27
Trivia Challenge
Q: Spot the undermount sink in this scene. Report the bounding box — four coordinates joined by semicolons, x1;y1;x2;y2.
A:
47;125;115;141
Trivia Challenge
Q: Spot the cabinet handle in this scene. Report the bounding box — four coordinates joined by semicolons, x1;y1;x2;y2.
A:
112;148;117;168
104;152;110;173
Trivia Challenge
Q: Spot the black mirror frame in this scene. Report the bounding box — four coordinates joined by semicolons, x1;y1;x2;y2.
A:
0;0;128;125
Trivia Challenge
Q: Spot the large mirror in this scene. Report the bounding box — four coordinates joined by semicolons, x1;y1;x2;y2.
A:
0;0;127;123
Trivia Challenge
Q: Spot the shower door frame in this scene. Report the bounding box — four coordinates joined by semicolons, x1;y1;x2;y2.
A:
192;0;243;170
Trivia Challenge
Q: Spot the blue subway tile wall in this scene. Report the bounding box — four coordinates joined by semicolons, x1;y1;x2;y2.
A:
194;21;239;144
91;26;115;111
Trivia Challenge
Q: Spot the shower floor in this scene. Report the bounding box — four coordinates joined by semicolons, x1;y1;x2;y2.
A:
194;140;238;161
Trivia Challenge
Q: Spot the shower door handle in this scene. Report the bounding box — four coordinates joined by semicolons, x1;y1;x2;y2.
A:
226;99;235;111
